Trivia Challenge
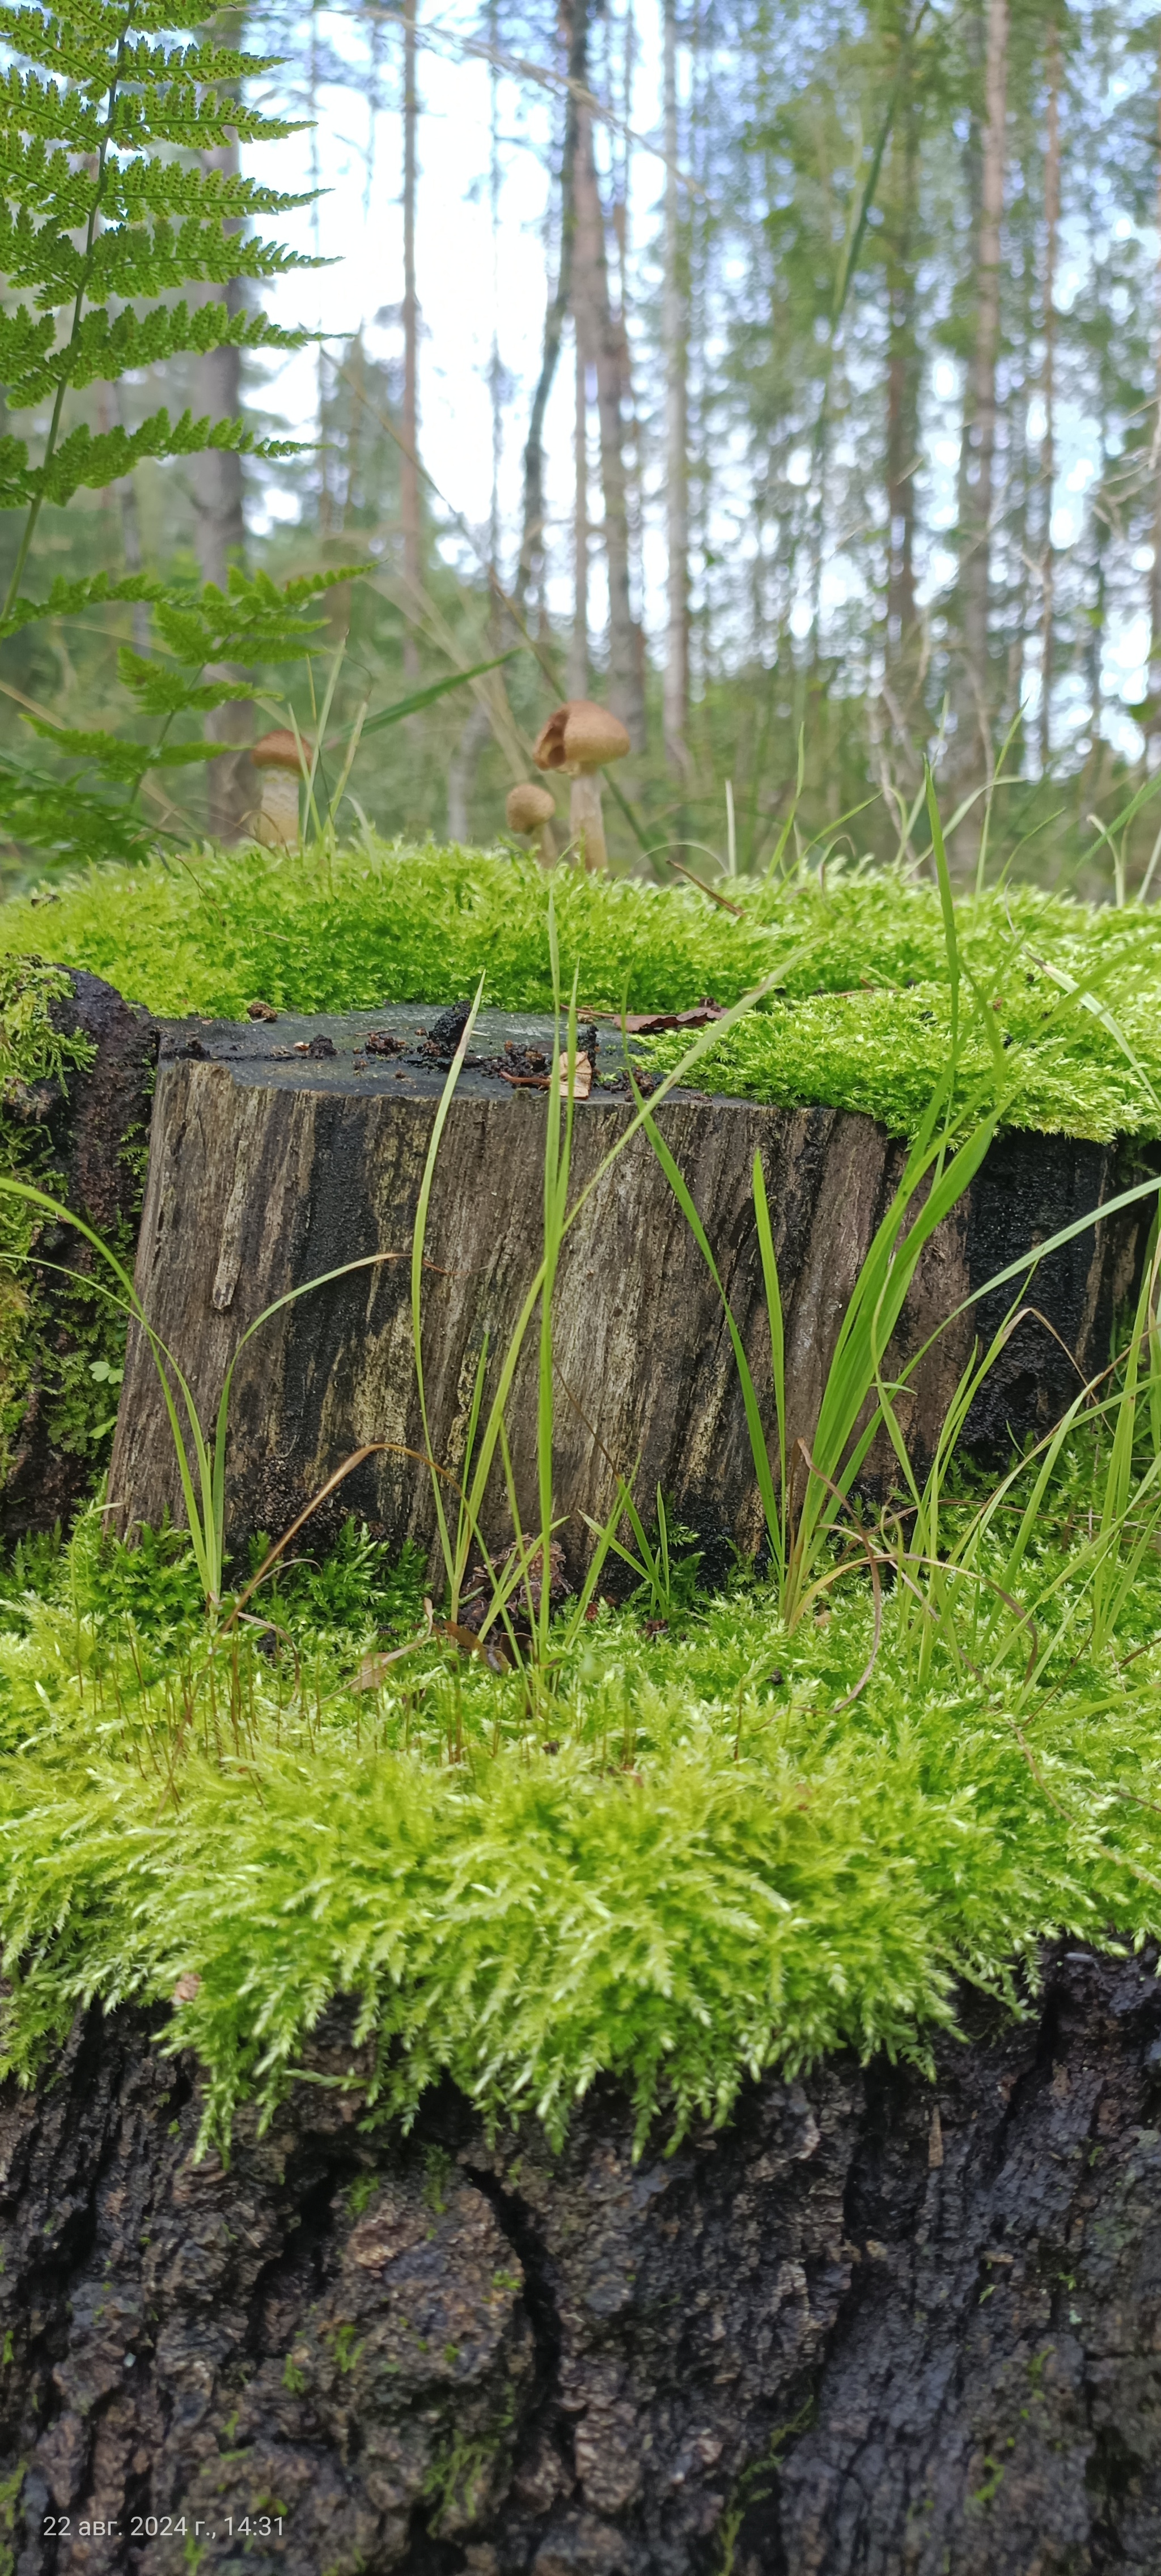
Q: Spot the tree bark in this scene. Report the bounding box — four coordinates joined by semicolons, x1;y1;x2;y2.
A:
515;24;583;621
884;27;920;685
956;0;1009;822
6;1944;1161;2570
567;0;645;750
108;1011;1149;1578
662;0;690;783
400;0;421;681
567;331;589;699
1040;19;1061;771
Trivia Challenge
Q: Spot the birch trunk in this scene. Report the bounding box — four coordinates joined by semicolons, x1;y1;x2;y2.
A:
884;65;920;683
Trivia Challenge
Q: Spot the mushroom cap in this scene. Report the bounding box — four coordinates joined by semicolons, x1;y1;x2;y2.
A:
252;728;312;772
506;780;557;833
533;700;630;778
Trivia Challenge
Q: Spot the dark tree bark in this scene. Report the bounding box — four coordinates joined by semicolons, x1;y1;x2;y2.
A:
566;0;645;750
1;972;157;1546
108;1010;1150;1578
400;0;421;681
5;1942;1161;2571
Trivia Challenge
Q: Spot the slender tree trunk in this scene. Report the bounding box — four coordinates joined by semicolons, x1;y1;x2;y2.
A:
1040;20;1061;771
958;0;1009;781
193;72;249;847
663;0;690;780
567;333;589;697
1150;27;1161;736
400;0;421;678
515;18;583;621
567;0;645;747
884;73;920;685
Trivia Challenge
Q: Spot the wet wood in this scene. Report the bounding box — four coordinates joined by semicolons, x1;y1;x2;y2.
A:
109;1008;1152;1574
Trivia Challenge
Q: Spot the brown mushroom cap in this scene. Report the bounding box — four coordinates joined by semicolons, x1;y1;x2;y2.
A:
506;780;557;834
533;700;630;778
252;728;312;771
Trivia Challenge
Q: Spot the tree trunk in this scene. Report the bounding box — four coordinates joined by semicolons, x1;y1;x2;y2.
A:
192;75;251;847
1040;19;1061;771
515;29;583;620
567;0;645;750
108;1010;1149;1578
884;25;920;688
1151;24;1161;736
955;0;1009;834
662;0;690;783
567;332;589;699
400;0;421;680
6;1943;1161;2570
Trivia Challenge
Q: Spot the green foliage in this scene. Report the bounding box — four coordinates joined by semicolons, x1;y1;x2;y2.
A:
9;841;1161;1140
0;953;130;1481
0;0;366;857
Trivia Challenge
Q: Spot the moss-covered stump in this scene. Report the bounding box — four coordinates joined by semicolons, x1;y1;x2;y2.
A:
1;970;157;1544
2;1946;1160;2573
109;1006;1149;1570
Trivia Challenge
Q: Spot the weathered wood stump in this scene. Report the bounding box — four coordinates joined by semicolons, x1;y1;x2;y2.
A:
109;1005;1153;1573
3;1944;1161;2573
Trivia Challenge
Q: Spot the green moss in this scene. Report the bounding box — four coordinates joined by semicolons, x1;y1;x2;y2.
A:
7;840;1161;1141
2;1458;1160;2156
0;956;110;1487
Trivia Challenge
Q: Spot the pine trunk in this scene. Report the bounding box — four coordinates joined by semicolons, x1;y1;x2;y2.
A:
567;0;645;750
400;0;421;680
1040;22;1061;770
108;1012;1149;1580
956;0;1009;831
662;0;690;784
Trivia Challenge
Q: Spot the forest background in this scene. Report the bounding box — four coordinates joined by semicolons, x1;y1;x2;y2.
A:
2;0;1159;891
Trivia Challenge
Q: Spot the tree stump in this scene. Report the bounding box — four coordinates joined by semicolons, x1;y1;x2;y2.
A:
108;1005;1152;1573
2;1944;1161;2572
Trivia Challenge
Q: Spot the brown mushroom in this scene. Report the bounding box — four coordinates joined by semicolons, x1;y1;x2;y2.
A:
251;728;312;848
532;699;630;872
506;779;558;866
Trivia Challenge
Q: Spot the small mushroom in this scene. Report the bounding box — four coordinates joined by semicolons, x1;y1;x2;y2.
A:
251;728;312;848
532;699;630;872
506;779;558;866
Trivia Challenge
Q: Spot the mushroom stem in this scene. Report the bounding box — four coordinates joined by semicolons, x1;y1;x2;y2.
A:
257;769;300;849
537;821;557;869
570;771;607;872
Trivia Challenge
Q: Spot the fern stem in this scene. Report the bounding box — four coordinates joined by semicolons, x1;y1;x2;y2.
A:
2;1;139;618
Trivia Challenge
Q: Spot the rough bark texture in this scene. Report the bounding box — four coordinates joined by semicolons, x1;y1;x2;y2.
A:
4;1944;1161;2572
1;971;158;1544
108;1008;1151;1578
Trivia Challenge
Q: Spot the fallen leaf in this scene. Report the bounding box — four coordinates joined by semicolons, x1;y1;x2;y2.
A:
247;1000;278;1022
442;1618;512;1672
171;1971;202;2005
558;1048;592;1099
615;1002;727;1035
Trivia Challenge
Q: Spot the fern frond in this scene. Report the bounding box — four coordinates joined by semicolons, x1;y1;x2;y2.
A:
0;569;165;645
0;410;306;511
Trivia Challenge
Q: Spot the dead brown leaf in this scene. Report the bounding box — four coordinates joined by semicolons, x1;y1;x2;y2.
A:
558;1048;593;1099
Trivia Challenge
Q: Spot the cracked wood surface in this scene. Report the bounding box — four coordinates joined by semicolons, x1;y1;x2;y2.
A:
3;1946;1161;2571
109;1009;1150;1574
